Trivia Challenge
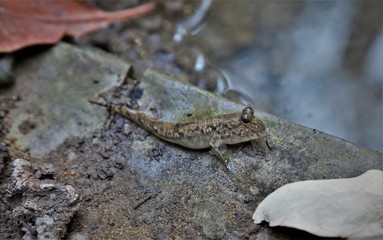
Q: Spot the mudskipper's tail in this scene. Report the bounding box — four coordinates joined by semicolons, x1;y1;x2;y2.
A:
89;99;136;123
88;100;111;109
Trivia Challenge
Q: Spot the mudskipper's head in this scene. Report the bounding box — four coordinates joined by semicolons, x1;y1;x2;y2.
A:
239;107;265;140
221;107;266;145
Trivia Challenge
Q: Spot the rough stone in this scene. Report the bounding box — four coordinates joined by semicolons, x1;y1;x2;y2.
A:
7;158;80;240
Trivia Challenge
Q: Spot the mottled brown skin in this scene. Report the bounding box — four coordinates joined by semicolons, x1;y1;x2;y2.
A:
108;104;266;168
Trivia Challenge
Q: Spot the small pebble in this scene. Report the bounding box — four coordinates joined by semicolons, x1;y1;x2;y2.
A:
123;124;133;136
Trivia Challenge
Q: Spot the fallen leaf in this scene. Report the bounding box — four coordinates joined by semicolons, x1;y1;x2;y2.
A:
0;0;154;53
253;170;383;239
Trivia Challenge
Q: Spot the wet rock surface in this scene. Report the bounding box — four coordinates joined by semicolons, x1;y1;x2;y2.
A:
6;43;130;158
0;43;381;239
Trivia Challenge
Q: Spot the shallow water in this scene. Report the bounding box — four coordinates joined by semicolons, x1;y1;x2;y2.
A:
185;0;382;152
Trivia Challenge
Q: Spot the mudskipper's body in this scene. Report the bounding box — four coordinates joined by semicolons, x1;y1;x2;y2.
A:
91;101;266;169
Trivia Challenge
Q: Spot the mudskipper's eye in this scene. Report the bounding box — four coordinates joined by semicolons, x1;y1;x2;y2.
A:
241;107;254;123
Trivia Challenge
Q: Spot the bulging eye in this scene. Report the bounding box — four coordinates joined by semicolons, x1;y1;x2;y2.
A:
241;114;251;123
241;107;254;123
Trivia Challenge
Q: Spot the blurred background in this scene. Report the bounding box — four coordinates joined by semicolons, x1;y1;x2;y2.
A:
188;0;382;152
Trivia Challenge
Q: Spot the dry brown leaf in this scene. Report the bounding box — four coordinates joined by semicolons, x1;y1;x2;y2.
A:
0;0;154;52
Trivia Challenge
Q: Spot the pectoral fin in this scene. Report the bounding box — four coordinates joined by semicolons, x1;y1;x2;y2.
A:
209;136;229;171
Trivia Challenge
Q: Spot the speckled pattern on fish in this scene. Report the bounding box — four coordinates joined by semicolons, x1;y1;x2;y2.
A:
91;101;265;169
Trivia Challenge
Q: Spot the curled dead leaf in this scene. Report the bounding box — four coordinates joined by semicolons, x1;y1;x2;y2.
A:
253;169;383;239
0;0;154;52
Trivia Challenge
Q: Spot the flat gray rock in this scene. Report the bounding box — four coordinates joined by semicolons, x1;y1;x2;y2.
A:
3;43;382;239
7;43;131;157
